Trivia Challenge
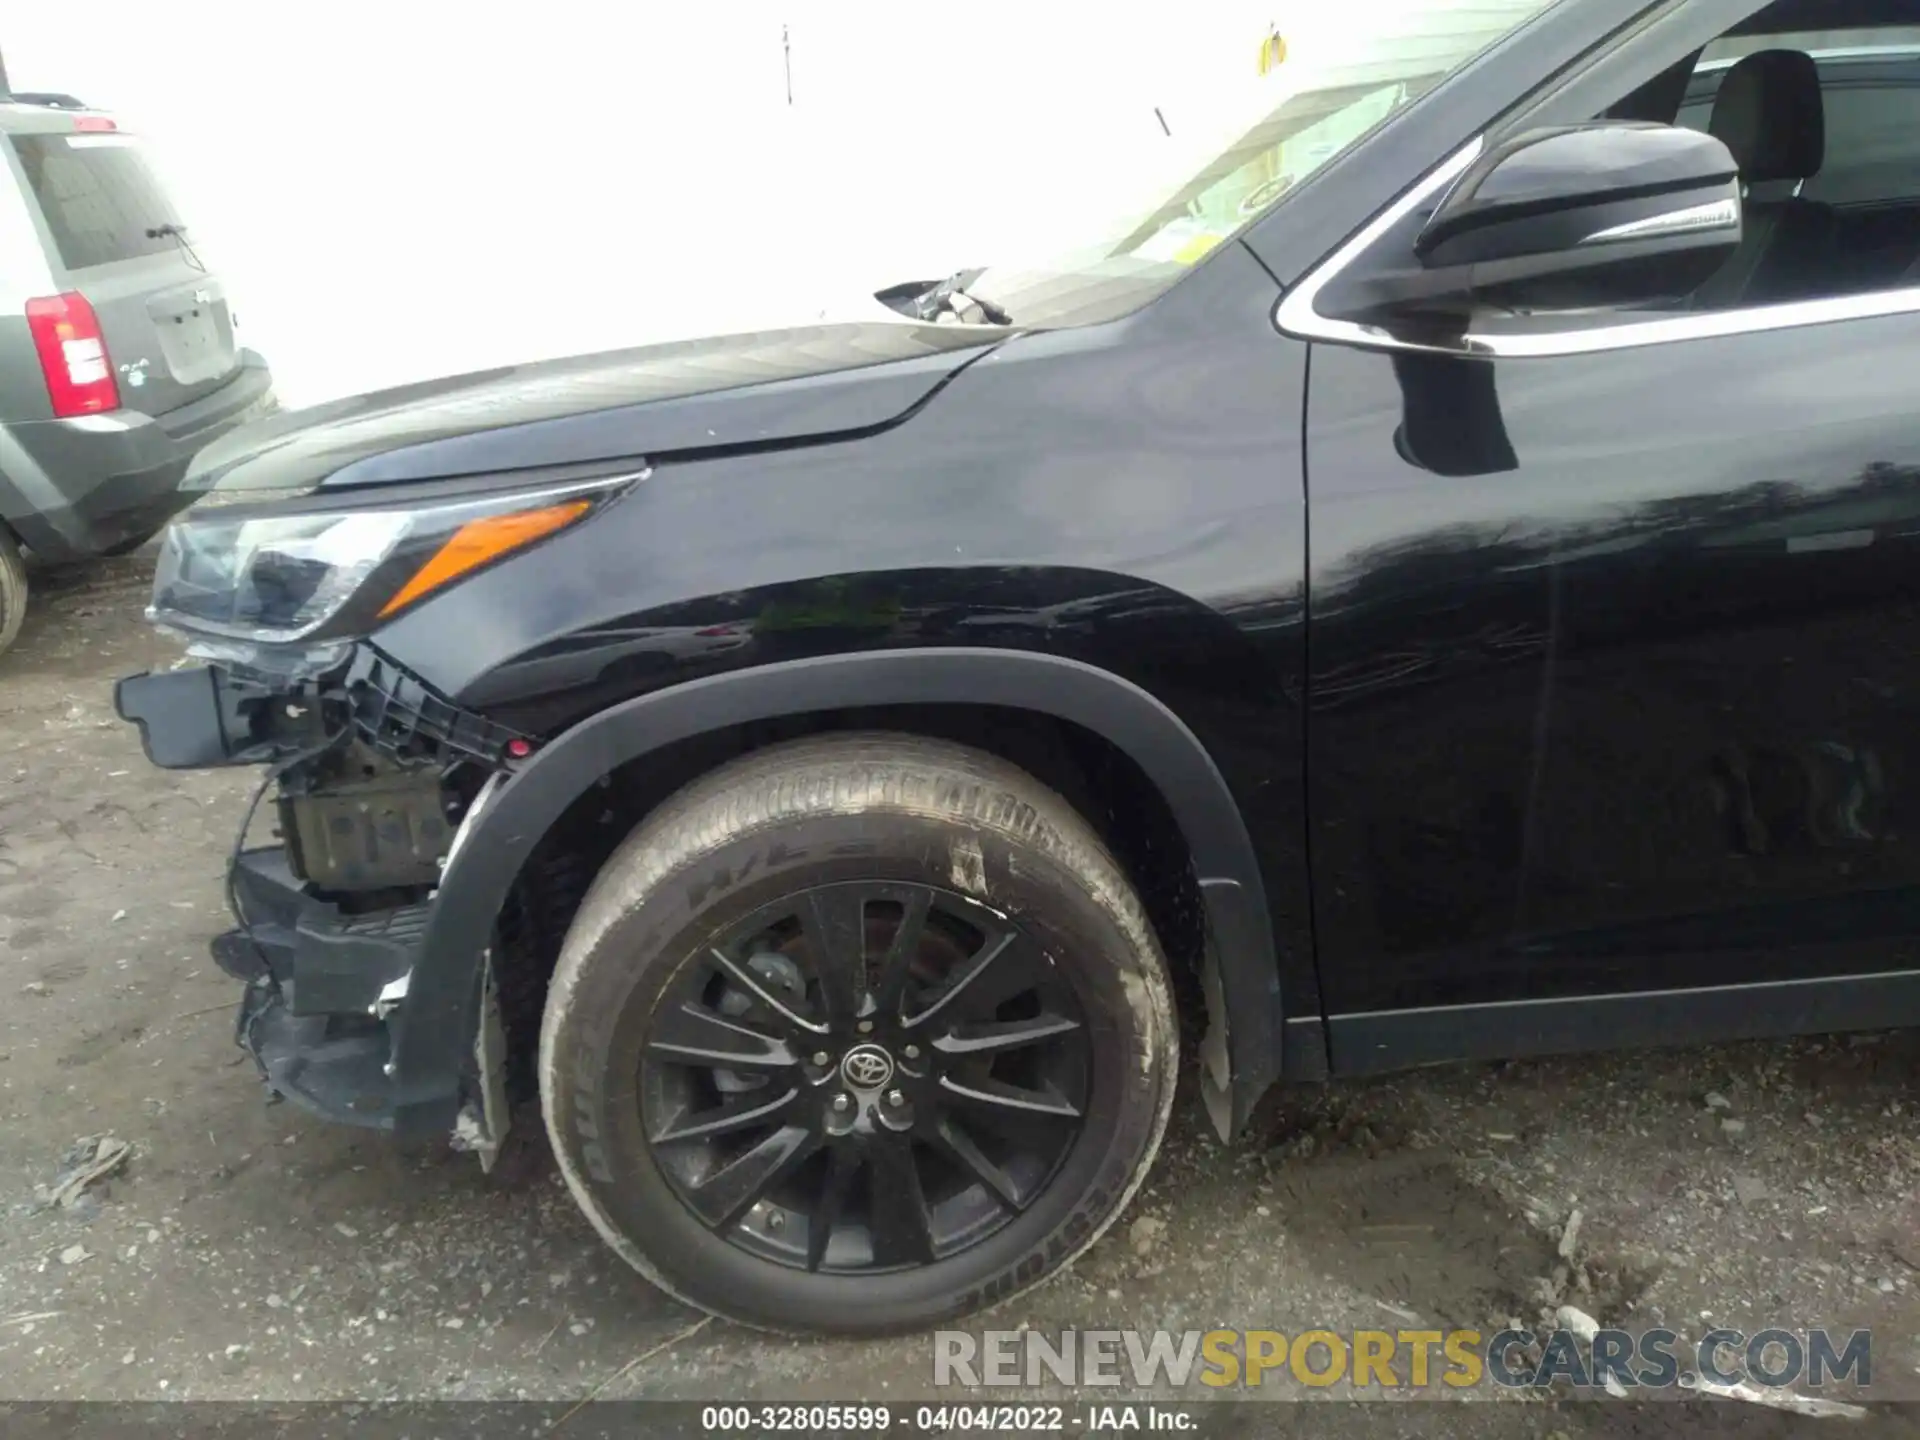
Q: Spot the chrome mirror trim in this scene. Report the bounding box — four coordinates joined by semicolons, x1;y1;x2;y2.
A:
1579;196;1738;245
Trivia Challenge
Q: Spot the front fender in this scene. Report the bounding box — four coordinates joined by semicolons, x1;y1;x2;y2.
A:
387;647;1286;1138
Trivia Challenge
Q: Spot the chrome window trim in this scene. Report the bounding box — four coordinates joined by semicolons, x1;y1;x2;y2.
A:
1273;135;1920;359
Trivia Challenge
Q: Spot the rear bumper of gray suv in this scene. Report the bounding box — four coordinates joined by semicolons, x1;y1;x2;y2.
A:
0;350;276;562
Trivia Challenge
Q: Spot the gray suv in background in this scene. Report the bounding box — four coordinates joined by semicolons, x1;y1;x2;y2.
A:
0;90;275;656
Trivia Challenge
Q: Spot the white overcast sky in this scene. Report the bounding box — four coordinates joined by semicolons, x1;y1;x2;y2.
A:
8;2;1299;404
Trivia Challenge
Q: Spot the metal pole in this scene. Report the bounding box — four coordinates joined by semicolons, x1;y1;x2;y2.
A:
783;25;792;105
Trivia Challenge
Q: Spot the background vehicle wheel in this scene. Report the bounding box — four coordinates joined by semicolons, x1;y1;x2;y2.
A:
539;733;1178;1334
0;529;28;658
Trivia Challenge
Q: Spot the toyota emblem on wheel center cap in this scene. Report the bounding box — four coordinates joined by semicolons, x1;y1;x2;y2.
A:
839;1043;895;1091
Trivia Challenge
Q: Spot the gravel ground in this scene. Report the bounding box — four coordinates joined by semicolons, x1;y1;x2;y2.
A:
1;551;1916;1432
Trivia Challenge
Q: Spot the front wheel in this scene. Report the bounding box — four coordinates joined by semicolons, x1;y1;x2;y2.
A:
539;733;1177;1334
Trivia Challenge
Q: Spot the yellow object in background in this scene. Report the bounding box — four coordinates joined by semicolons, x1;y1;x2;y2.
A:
1258;28;1287;75
1172;230;1227;264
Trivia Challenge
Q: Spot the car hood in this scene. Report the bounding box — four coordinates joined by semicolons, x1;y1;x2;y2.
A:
183;320;1005;495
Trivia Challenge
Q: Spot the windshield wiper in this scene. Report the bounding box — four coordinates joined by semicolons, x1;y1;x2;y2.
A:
913;268;1012;326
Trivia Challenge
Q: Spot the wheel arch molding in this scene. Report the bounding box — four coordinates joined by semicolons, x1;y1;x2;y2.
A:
387;646;1288;1140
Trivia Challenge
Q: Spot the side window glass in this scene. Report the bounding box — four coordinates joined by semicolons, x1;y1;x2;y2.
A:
1819;70;1920;206
1661;27;1920;304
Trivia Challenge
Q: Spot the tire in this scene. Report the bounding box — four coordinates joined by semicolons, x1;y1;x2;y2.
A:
539;733;1178;1334
0;529;27;659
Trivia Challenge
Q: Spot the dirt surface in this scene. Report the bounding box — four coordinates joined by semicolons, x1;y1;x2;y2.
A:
2;552;1917;1431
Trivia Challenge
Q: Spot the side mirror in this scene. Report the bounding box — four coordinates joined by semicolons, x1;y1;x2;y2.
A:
1322;123;1741;325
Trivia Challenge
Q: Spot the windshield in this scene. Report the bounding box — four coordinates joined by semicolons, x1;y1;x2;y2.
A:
968;0;1562;327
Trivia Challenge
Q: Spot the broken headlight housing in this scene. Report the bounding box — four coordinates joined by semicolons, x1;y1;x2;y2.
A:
149;472;635;645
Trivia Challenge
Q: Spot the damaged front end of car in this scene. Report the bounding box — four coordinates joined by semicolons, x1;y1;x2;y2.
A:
113;466;639;1163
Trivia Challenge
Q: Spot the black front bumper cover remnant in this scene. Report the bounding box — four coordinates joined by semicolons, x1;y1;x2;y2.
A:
218;850;422;1131
114;644;522;1136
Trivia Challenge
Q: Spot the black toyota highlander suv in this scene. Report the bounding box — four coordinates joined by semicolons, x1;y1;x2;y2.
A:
116;0;1920;1334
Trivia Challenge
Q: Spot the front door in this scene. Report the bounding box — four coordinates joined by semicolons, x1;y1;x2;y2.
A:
1298;0;1920;1057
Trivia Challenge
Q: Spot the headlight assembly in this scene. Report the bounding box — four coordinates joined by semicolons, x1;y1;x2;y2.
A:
149;471;636;644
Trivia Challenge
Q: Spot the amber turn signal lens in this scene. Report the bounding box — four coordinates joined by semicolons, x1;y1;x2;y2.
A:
378;499;591;618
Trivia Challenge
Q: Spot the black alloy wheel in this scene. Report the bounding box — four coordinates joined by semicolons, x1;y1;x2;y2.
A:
642;880;1092;1273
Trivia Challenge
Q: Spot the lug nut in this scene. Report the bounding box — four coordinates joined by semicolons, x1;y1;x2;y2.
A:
902;1044;920;1060
886;1089;905;1108
856;1019;874;1034
812;1051;831;1067
767;1212;784;1231
831;1094;852;1113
